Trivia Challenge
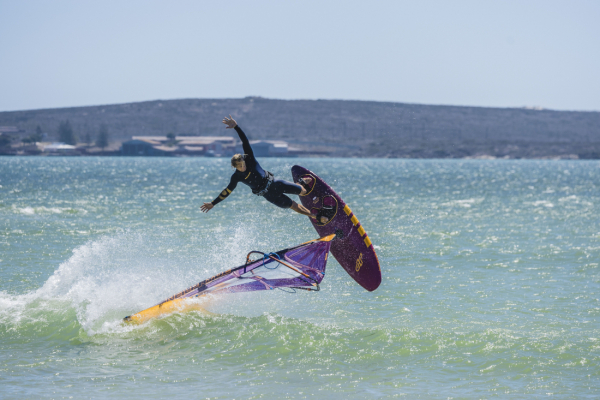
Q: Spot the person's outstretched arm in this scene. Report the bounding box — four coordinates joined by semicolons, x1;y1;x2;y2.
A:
201;176;238;212
223;115;253;158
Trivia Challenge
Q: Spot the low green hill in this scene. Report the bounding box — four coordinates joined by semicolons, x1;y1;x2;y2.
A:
1;97;599;158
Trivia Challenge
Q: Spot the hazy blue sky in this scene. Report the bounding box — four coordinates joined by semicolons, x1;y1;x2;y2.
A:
1;0;599;112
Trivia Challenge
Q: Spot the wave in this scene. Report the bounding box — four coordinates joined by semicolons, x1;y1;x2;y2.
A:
0;231;221;337
0;225;348;339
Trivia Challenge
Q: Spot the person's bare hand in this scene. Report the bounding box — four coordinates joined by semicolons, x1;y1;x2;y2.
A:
222;115;237;129
201;202;214;213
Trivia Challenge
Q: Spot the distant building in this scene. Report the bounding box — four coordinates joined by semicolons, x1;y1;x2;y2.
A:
120;135;293;157
0;126;23;134
121;138;175;156
0;127;22;150
121;136;235;157
44;142;79;155
235;140;289;157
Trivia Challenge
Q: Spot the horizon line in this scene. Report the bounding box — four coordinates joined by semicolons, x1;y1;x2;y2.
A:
2;96;599;114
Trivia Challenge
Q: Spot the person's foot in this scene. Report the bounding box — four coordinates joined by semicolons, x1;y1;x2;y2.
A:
309;215;329;224
298;177;312;196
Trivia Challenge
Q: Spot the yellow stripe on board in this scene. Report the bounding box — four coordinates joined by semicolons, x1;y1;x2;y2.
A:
226;188;232;193
351;215;359;226
298;234;336;246
344;205;352;216
358;226;366;236
364;236;372;248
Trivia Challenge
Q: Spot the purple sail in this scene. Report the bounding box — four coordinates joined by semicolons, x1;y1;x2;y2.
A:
123;235;336;322
178;236;332;297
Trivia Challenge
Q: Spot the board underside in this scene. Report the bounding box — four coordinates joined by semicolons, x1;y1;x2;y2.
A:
292;165;382;291
125;298;210;324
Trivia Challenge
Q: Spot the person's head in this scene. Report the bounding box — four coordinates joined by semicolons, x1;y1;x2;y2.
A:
231;154;246;171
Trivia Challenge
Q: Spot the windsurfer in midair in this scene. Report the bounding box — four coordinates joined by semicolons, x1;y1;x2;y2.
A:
200;116;328;224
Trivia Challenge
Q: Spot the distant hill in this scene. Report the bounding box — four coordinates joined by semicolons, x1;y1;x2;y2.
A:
1;97;599;158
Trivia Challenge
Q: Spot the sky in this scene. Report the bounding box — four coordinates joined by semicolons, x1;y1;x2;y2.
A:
1;0;599;112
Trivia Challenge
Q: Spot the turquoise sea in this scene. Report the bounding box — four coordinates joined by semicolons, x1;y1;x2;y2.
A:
1;157;599;399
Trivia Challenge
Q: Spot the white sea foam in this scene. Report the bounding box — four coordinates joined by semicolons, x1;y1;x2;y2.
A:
12;204;86;215
1;231;221;335
441;198;484;208
0;218;297;335
529;200;554;208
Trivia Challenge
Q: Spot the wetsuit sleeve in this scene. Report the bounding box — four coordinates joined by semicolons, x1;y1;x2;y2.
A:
211;175;238;206
235;125;254;158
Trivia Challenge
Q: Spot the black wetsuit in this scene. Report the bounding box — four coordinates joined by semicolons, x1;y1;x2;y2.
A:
211;125;302;209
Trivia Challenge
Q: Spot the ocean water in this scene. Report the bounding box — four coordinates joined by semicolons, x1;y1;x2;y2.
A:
1;157;599;399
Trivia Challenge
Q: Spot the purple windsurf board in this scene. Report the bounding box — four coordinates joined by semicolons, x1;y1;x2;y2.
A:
292;165;382;291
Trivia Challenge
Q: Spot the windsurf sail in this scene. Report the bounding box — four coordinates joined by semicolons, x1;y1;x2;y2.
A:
124;234;336;323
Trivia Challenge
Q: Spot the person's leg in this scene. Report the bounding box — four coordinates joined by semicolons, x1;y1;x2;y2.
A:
290;201;328;223
263;187;295;210
290;201;313;218
265;181;327;223
275;179;306;196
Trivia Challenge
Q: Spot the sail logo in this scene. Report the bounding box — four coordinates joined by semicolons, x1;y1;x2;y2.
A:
355;252;363;272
